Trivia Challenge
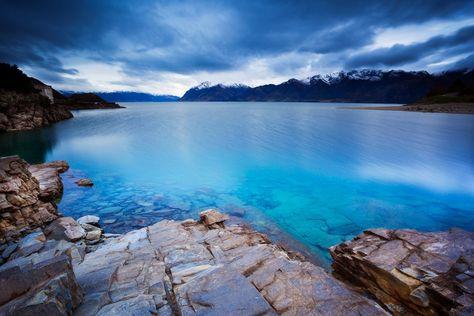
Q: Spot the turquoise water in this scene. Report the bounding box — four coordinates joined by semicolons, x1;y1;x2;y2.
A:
1;102;473;267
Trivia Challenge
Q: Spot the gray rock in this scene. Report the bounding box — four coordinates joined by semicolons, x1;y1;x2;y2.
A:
13;230;46;258
1;243;18;259
86;230;102;241
0;253;82;315
97;295;157;316
176;265;275;315
103;233;121;238
77;215;100;226
0;253;81;307
44;217;86;241
81;222;101;232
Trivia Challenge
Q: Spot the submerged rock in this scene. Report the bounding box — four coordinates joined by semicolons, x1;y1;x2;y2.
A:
76;178;94;187
330;228;474;315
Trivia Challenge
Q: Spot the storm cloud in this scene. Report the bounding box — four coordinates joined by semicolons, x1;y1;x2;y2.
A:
345;25;474;68
0;0;473;95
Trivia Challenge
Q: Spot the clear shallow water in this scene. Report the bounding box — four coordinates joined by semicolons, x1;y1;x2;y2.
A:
1;102;473;267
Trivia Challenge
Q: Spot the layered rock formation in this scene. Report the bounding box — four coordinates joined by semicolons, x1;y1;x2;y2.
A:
0;91;73;131
0;156;67;243
330;228;474;315
0;63;73;132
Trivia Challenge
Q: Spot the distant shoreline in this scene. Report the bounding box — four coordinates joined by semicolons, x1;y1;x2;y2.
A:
344;103;474;114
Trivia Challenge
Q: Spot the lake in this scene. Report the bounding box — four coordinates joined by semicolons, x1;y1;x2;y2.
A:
1;102;473;267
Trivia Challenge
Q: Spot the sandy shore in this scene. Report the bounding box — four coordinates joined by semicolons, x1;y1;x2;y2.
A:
344;103;474;114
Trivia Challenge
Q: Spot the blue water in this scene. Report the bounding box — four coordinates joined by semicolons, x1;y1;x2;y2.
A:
1;102;473;267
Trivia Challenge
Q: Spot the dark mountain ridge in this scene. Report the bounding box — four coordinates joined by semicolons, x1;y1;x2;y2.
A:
181;69;474;104
61;91;179;102
56;92;123;110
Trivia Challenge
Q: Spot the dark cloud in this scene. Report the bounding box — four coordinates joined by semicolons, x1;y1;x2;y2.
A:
0;0;473;87
345;25;474;68
452;54;474;70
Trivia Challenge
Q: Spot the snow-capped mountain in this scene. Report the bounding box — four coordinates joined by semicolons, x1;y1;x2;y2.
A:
181;69;473;103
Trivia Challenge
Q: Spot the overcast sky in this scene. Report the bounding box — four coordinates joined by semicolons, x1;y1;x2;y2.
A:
1;0;473;96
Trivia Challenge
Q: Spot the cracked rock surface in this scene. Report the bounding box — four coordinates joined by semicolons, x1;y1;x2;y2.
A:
330;228;474;315
74;216;387;315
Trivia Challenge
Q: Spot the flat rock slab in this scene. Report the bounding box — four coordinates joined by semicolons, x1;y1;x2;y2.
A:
74;214;386;315
330;228;474;315
176;265;275;315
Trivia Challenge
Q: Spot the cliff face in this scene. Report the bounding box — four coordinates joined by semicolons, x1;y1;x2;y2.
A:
0;91;72;131
0;63;73;132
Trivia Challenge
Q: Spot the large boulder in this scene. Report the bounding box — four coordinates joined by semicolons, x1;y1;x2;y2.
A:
0;251;83;314
330;228;474;315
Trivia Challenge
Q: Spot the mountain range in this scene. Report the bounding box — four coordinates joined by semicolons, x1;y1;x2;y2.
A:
61;91;179;102
180;69;474;104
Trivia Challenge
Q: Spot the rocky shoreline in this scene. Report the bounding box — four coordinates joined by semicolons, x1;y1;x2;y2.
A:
0;63;125;132
0;91;73;132
345;103;474;114
0;156;472;315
